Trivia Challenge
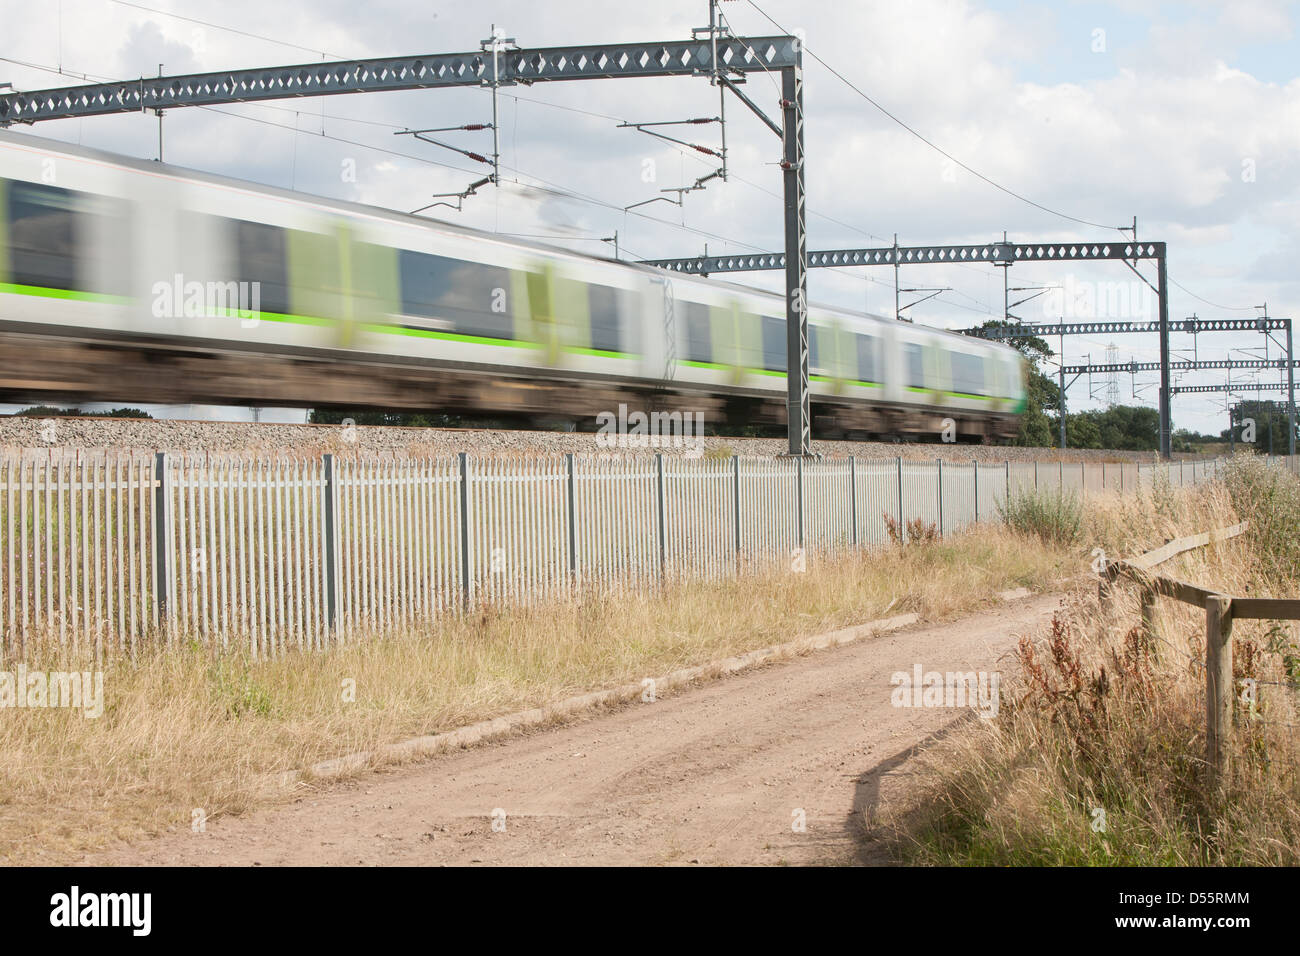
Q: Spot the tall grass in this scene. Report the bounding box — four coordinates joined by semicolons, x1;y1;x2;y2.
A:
1222;453;1300;583
885;478;1300;865
997;487;1083;546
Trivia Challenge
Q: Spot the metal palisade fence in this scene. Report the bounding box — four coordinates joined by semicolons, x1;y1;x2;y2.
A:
0;448;1279;658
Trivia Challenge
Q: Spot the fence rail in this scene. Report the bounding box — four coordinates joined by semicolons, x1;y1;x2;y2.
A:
0;449;1280;657
1103;519;1300;789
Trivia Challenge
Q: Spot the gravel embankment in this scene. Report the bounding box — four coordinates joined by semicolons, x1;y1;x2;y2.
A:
0;416;1194;463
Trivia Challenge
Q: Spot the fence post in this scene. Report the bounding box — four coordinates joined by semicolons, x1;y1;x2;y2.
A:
1099;561;1116;608
1005;459;1010;507
458;452;471;612
1081;461;1086;497
1034;459;1039;491
796;455;805;549
1206;594;1234;790
1138;586;1157;656
936;458;944;536
896;456;905;544
732;454;742;569
848;455;858;547
153;452;173;630
655;453;666;579
322;454;339;635
972;459;979;524
566;453;577;585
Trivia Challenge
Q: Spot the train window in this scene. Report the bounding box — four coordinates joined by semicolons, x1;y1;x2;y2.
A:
683;302;711;362
399;250;513;340
810;324;824;370
761;315;786;373
7;181;79;291
6;181;132;297
588;284;625;353
952;353;986;396
904;342;926;388
855;334;878;383
4;180;135;296
234;220;291;315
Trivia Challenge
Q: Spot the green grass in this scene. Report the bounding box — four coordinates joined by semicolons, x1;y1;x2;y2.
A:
997;486;1083;546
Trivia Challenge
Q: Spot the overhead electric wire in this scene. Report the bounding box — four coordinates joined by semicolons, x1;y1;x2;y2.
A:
81;1;993;307
741;1;1272;329
1168;278;1256;312
106;0;343;58
743;0;1124;233
89;0;1270;320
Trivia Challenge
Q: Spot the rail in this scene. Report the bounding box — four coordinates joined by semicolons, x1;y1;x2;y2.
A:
1103;520;1300;788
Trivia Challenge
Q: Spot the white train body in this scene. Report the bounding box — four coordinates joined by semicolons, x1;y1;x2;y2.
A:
0;129;1027;439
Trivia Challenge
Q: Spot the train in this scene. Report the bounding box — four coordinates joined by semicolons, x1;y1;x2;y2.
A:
0;127;1027;440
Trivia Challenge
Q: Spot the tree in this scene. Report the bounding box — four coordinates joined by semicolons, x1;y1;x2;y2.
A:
15;406;152;419
1093;405;1159;450
1062;411;1103;449
1224;400;1296;453
1015;372;1056;447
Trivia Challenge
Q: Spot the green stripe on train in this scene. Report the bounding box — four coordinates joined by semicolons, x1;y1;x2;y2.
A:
0;282;130;305
0;285;1027;403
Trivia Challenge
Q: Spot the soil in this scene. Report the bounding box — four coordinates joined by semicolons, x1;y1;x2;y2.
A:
83;594;1062;866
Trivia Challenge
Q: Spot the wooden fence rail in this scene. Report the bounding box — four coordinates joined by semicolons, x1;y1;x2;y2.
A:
1103;520;1300;788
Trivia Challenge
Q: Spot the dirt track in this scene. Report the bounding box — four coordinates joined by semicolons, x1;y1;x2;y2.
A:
86;594;1061;866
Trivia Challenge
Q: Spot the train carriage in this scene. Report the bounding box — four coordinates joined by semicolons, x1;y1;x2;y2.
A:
0;128;1026;441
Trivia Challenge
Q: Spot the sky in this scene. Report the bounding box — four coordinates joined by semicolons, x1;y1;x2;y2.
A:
2;0;1298;434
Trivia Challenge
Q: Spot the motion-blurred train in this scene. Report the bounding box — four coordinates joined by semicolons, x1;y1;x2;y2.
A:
0;128;1027;440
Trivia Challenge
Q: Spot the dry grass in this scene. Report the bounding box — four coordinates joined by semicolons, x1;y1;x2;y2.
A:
0;524;1070;865
884;466;1300;865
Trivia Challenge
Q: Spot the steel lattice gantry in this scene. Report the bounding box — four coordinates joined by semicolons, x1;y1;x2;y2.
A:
641;239;1188;456
1172;382;1290;395
973;317;1287;339
977;317;1297;455
639;239;1166;274
0;38;798;121
1061;358;1299;376
0;35;818;455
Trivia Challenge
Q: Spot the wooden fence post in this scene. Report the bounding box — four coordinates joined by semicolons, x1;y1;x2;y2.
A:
1140;586;1158;659
1206;594;1234;790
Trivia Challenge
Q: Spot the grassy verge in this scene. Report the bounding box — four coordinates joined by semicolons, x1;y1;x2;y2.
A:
0;524;1071;865
883;457;1300;865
